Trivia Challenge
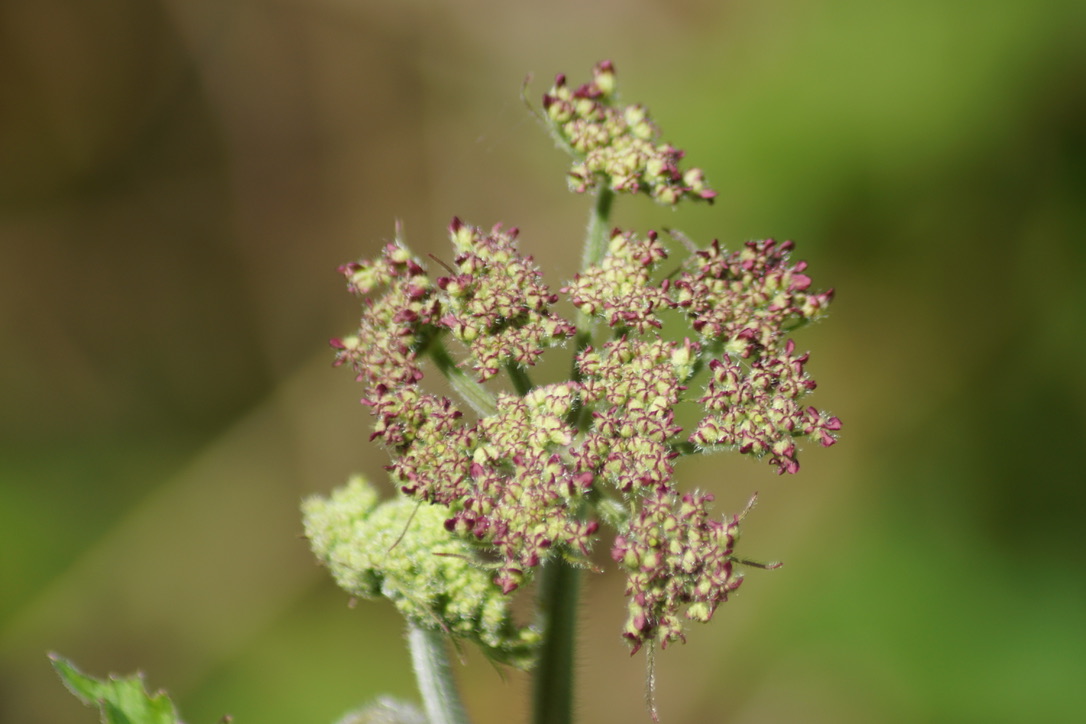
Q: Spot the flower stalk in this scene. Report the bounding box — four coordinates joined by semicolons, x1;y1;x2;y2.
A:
409;624;471;724
532;560;581;724
582;186;614;279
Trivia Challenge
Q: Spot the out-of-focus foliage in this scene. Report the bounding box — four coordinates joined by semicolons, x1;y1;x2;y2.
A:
2;1;1083;723
50;654;181;724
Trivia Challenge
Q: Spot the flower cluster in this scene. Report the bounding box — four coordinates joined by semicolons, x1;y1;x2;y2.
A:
573;337;690;492
543;61;716;205
567;228;840;476
674;238;834;357
564;229;670;334
331;222;598;597
612;489;747;652
441;385;600;595
303;475;540;667
692;339;842;474
440;218;576;381
331;241;437;392
327;219;837;652
563;227;838;648
317;61;840;657
673;237;841;474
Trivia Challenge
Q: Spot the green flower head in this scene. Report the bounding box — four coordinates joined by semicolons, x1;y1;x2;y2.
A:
303;475;540;668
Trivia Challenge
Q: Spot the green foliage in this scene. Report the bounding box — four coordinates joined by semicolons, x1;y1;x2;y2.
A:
49;654;184;724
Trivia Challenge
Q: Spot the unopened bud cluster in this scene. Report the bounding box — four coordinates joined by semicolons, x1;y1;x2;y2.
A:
303;476;540;667
311;62;840;657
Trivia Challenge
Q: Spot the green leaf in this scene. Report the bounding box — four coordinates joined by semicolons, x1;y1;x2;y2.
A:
49;653;184;724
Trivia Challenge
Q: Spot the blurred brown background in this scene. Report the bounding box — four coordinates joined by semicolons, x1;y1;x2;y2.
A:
2;1;1084;722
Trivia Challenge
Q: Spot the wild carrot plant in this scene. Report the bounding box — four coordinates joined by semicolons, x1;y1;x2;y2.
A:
52;61;840;724
307;60;839;724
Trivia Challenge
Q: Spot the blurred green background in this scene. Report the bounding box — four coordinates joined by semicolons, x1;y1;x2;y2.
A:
3;1;1084;722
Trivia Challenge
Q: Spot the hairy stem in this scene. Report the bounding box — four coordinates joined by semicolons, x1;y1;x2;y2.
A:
531;559;582;724
571;188;614;357
428;340;497;416
567;188;614;432
408;624;472;724
581;186;615;272
504;361;535;397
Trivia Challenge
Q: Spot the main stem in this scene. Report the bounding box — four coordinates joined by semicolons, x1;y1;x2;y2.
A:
532;187;615;724
568;186;615;428
409;624;471;724
581;186;614;275
531;560;581;724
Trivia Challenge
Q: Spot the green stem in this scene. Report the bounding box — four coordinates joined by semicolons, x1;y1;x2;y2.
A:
408;624;472;724
567;187;615;431
571;187;615;372
504;361;535;397
428;340;497;416
531;559;581;724
581;186;615;272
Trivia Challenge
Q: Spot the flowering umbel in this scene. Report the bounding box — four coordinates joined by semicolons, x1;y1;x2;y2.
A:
308;61;840;659
543;60;716;205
